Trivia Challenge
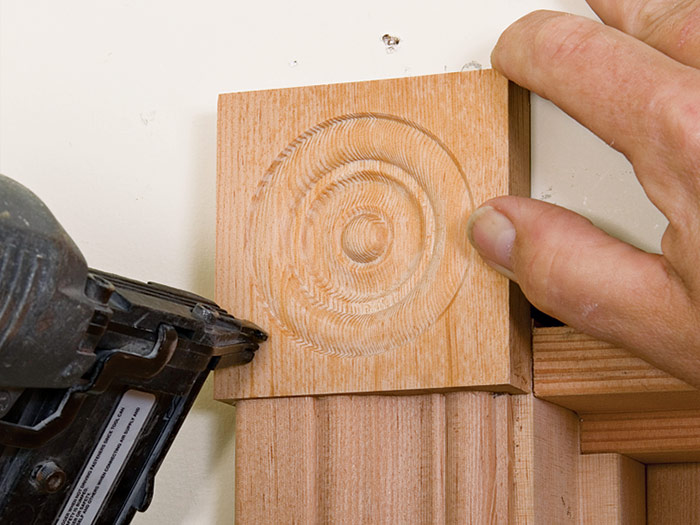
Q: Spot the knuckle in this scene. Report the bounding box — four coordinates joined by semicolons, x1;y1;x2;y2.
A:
680;107;700;159
631;0;674;38
515;239;570;315
521;243;568;309
632;0;699;46
652;79;700;162
531;14;607;67
512;209;598;323
677;5;700;51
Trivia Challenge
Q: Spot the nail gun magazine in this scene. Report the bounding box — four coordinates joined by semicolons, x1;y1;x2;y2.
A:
0;174;266;524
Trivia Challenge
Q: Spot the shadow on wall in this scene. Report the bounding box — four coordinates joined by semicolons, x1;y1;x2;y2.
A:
215;388;237;525
131;111;238;525
187;112;219;300
203;378;238;525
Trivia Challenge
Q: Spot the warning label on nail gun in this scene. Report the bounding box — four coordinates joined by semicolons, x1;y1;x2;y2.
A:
56;390;156;525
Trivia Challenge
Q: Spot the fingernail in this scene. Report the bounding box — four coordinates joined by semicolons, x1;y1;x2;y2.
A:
467;206;517;280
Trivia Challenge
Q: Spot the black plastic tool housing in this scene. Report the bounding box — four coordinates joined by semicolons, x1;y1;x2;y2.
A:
0;175;266;524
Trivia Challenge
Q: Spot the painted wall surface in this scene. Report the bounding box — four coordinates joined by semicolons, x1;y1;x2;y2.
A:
0;1;665;523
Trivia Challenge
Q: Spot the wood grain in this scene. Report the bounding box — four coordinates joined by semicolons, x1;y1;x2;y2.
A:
215;70;530;400
647;463;700;524
235;393;633;524
235;392;514;524
578;454;645;525
511;395;579;524
533;326;700;413
445;392;512;524
581;410;700;463
234;397;318;523
316;395;446;524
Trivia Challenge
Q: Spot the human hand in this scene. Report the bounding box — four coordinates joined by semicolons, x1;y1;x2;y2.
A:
467;1;700;386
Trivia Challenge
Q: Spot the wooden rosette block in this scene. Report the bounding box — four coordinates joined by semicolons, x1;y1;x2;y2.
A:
214;70;530;400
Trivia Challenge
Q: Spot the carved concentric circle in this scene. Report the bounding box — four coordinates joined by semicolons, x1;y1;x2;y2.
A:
248;113;472;356
341;212;389;264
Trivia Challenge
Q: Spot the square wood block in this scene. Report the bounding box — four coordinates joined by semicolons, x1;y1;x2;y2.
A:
215;70;530;400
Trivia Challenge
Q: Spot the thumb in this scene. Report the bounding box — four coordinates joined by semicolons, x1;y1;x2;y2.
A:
467;196;692;355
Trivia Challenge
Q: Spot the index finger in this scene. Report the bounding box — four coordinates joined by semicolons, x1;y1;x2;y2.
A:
587;0;700;69
491;10;700;218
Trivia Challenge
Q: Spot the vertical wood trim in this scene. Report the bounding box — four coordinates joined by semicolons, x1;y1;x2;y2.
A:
445;392;512;524
578;453;645;524
235;397;318;524
235;392;516;524
507;82;530;199
507;82;533;394
235;394;595;524
647;463;700;524
512;395;579;524
315;395;446;524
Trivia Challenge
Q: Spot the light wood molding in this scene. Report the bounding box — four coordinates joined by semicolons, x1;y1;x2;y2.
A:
235;392;514;524
445;392;512;523
578;454;645;525
217;71;700;523
581;410;700;463
647;463;700;523
512;395;579;524
535;326;700;463
215;71;530;400
235;392;597;524
533;326;700;413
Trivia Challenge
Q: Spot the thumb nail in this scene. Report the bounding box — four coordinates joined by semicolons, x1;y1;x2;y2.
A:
467;206;517;280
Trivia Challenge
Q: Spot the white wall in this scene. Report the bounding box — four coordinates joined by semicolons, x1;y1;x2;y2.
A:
0;1;665;523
